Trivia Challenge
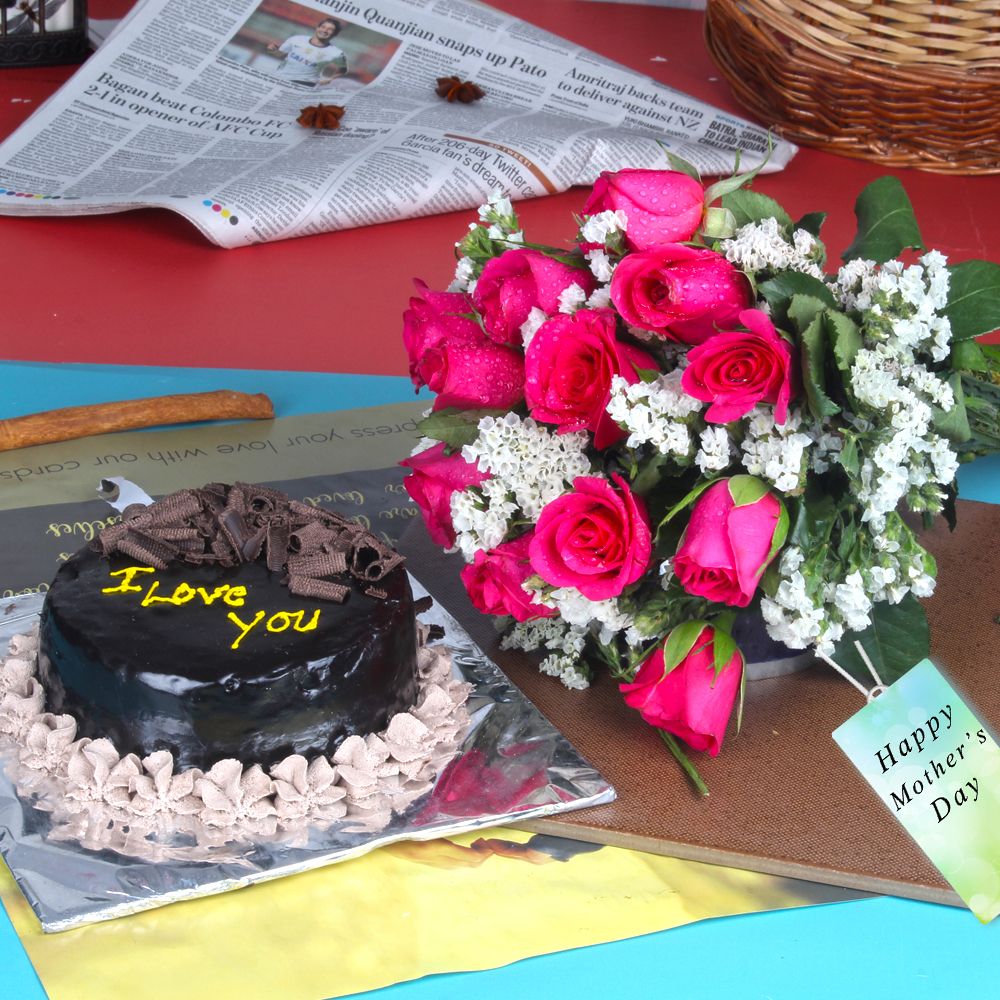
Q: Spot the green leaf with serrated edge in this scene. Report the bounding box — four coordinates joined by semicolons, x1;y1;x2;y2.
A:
796;211;826;237
787;293;828;334
951;338;989;373
703;136;773;206
727;474;769;507
841;176;924;264
758;273;835;327
800;314;841;420
932;372;971;443
829;593;930;686
824;310;862;372
662;619;710;674
720;189;793;231
942;260;1000;342
416;407;508;449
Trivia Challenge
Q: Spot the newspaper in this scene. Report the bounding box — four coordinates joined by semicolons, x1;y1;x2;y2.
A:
0;0;794;248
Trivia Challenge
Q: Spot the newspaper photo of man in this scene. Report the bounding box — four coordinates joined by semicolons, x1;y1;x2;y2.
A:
265;16;347;86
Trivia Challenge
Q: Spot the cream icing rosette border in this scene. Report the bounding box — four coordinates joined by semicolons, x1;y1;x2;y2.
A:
0;625;471;864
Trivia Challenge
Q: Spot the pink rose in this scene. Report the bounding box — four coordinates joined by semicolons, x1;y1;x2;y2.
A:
400;442;489;548
529;473;652;601
674;478;784;608
681;309;796;424
461;534;556;622
610;244;752;345
416;340;524;411
619;625;743;756
473;249;595;345
525;308;656;448
583;169;704;251
402;281;483;390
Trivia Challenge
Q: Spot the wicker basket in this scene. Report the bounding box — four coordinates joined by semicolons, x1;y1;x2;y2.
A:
704;0;1000;174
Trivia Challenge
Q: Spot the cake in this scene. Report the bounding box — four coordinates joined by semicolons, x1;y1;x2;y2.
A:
37;482;422;771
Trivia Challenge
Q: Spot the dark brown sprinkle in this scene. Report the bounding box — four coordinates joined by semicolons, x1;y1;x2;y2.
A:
435;76;485;104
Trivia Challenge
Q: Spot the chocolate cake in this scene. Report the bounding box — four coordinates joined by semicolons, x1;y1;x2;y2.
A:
37;483;420;771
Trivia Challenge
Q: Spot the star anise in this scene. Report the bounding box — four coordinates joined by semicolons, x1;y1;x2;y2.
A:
435;76;485;104
296;104;346;130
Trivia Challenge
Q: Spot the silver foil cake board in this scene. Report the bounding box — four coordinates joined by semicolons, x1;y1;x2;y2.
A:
0;582;615;932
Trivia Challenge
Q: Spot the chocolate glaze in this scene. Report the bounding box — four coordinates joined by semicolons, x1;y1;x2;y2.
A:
39;547;419;771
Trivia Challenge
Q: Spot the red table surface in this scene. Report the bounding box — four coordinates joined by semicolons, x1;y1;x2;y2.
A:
1;0;998;376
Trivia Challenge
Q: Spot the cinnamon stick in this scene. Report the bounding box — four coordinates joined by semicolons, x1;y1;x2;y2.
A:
0;390;275;452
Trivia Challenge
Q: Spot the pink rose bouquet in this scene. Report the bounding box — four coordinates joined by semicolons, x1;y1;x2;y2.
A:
401;165;1000;791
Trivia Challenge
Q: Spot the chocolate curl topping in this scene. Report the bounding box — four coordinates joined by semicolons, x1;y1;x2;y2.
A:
287;576;351;604
435;76;485;103
94;482;406;604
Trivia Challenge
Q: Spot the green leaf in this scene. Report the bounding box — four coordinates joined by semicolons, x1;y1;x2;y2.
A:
787;293;829;335
796;211;826;237
634;366;661;384
932;372;971;443
662;620;710;674
942;260;1000;342
631;452;670;496
838;432;860;477
951;338;989;373
758;273;835;327
829;594;930;686
720;189;793;231
710;628;740;677
824;310;862;372
800;314;841;420
727;474;769;507
415;407;507;449
841;176;924;264
789;492;838;549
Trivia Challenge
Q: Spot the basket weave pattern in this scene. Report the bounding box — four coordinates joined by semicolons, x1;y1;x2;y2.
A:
705;0;1000;174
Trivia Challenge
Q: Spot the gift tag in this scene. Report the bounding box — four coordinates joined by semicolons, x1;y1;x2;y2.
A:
832;657;1000;922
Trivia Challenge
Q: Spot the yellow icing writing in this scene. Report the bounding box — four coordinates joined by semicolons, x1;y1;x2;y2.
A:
102;566;318;650
102;566;156;594
226;609;320;648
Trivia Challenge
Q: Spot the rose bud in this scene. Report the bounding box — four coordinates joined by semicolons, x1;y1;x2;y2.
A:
403;281;483;390
400;442;490;548
673;477;786;607
610;244;752;344
473;248;595;346
619;624;743;756
529;473;652;601
416;340;525;411
525;308;656;448
582;168;705;251
681;308;797;424
461;533;557;622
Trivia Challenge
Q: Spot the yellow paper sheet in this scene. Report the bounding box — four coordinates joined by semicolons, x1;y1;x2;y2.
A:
1;828;861;1000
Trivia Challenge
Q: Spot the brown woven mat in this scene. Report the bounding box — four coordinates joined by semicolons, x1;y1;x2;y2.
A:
400;500;1000;905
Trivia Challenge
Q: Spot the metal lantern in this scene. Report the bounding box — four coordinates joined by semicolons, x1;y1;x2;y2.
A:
0;0;88;67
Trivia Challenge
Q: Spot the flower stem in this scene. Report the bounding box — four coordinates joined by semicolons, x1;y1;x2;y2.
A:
659;731;710;796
